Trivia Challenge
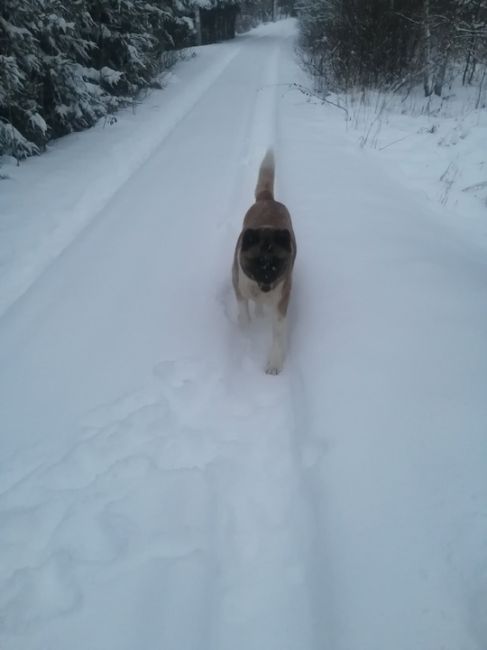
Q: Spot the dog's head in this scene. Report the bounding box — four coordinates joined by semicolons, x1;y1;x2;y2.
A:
239;227;293;292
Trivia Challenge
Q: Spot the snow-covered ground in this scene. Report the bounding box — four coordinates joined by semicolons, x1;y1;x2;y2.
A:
1;19;487;650
336;82;487;250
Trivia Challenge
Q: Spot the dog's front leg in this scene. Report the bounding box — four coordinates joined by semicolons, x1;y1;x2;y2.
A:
266;311;287;375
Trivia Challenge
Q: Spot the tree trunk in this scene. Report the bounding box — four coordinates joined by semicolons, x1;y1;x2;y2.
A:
434;45;450;97
423;0;433;96
194;8;202;46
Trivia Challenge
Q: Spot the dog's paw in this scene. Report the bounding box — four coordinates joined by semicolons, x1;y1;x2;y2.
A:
266;344;285;375
265;361;283;376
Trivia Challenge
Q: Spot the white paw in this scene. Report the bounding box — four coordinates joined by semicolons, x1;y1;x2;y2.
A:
265;364;281;375
265;357;283;375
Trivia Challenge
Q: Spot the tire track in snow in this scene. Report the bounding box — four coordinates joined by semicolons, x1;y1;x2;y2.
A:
209;36;320;650
274;35;338;650
0;24;320;650
205;360;319;650
0;43;242;322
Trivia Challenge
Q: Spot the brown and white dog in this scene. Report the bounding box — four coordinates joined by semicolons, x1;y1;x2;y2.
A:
232;150;296;374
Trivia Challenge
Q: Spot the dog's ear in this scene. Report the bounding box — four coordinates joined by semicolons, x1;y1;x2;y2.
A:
241;228;259;251
274;229;292;252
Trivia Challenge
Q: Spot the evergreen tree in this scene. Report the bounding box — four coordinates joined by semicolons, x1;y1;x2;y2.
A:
0;0;193;159
0;0;45;157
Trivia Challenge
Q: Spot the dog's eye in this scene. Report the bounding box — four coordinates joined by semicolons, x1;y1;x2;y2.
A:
274;229;291;252
242;229;259;251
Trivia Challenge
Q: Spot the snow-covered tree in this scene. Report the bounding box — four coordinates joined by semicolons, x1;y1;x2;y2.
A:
0;0;188;159
296;0;487;96
0;0;46;157
86;0;175;93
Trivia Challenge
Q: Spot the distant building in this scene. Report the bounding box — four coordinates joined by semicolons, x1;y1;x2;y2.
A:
186;0;240;45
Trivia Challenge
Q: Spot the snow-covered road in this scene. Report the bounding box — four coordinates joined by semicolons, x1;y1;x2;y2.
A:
1;20;487;650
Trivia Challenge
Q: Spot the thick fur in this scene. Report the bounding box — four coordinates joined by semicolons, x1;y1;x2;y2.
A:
232;150;296;374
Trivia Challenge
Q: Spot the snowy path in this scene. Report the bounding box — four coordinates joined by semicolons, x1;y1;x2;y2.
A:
1;20;487;650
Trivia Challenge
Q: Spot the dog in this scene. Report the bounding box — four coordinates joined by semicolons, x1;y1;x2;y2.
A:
232;150;296;375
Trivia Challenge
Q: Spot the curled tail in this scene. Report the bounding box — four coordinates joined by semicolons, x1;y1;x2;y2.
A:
255;149;275;201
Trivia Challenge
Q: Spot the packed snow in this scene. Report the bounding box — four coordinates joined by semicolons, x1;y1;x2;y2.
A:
1;19;487;650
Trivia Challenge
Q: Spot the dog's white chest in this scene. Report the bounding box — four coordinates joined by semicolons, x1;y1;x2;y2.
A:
237;265;282;305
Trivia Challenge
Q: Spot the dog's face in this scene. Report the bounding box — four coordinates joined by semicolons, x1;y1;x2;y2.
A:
239;227;292;292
